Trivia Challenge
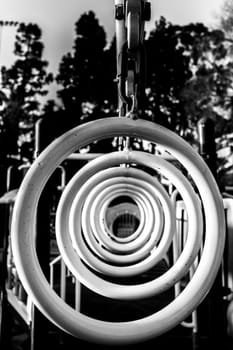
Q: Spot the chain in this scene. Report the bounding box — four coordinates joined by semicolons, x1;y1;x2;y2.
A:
115;0;151;119
115;0;150;151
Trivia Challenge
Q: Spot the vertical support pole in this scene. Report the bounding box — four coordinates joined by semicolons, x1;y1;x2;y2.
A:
75;279;81;311
0;203;12;349
30;179;52;350
197;117;218;178
197;116;227;348
30;118;57;350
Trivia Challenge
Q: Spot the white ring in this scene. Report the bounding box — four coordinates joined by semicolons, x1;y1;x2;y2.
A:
57;150;202;293
74;169;157;255
71;178;164;272
11;117;225;345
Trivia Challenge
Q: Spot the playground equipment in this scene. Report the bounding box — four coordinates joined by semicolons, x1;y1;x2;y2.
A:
0;0;229;348
10;117;226;345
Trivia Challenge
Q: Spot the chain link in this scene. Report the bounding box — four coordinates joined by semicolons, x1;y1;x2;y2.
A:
115;0;151;118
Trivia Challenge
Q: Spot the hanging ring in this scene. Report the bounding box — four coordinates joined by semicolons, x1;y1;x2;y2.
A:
11;117;225;345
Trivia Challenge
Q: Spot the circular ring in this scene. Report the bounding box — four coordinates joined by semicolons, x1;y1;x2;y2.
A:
75;169;158;255
98;191;145;244
94;184;147;244
72;169;164;255
56;150;202;298
11;117;225;345
81;184;158;262
70;176;165;273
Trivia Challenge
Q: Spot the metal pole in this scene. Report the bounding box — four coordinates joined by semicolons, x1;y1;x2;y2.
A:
197;116;226;347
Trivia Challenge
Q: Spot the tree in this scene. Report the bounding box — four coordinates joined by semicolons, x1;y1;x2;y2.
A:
54;12;233;146
219;0;233;40
145;17;192;133
180;26;233;138
0;23;53;162
145;17;233;141
56;11;117;125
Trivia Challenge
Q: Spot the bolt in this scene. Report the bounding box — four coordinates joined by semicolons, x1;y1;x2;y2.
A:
115;4;124;20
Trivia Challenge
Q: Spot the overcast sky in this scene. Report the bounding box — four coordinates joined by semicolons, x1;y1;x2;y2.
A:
0;0;226;99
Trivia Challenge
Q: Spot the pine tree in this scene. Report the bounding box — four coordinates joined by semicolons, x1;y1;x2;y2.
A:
56;11;117;124
0;23;53;161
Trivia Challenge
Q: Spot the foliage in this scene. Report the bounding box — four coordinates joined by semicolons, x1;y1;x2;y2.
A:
2;12;233;162
56;11;117;124
145;17;193;133
0;23;53;161
219;0;233;39
181;27;233;139
145;17;233;141
55;14;233;147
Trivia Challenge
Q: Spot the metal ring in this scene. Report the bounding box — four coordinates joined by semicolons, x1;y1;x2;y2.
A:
11;117;225;345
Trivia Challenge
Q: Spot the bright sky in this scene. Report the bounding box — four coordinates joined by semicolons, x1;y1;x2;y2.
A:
0;0;226;99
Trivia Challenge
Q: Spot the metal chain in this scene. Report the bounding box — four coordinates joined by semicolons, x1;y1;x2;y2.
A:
115;0;150;151
115;0;151;119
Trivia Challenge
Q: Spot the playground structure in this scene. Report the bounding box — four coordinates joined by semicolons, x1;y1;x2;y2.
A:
0;1;232;349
